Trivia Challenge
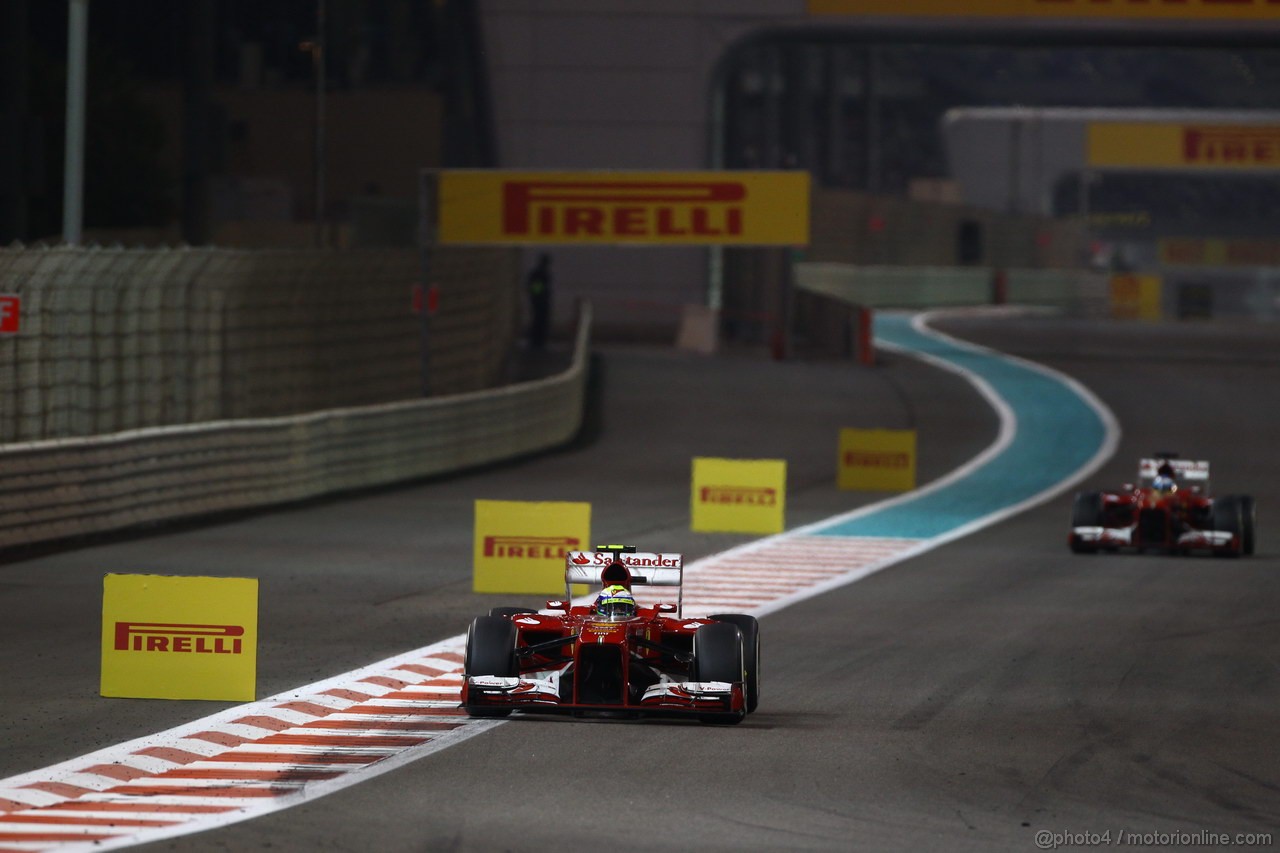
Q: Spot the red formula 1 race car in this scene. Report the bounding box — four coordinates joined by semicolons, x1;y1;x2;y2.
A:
1069;454;1257;557
461;545;760;724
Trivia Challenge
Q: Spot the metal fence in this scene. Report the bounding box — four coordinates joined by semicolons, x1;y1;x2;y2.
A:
0;245;521;443
0;303;592;552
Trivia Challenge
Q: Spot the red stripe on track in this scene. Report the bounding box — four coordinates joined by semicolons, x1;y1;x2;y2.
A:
108;786;287;799
256;734;428;748
232;715;297;732
20;782;92;798
359;676;411;689
301;719;461;731
393;664;454;677
133;747;207;765
1;814;178;827
82;764;154;782
320;689;376;702
0;831;118;842
42;802;236;814
339;705;462;716
0;799;37;812
379;691;460;700
272;702;336;717
156;769;342;782
188;731;253;748
201;752;387;765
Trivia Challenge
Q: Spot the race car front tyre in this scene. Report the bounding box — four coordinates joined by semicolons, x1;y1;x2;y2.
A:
692;622;746;725
709;613;760;713
1235;495;1257;555
1070;491;1103;553
464;616;518;717
1212;496;1245;558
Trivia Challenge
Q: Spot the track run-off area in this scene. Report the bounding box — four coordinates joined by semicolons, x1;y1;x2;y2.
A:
2;308;1280;845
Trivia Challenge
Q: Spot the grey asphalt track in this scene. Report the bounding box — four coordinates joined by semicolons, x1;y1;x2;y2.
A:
3;314;1279;852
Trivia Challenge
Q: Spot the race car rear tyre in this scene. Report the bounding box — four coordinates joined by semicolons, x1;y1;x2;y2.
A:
709;614;760;713
464;616;518;718
1213;496;1245;558
489;606;536;618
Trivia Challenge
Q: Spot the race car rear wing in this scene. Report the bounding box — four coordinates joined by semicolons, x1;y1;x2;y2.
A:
565;550;684;615
1138;457;1209;484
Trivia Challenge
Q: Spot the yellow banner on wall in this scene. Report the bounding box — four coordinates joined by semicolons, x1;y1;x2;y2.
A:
1088;123;1280;169
101;574;258;701
1110;273;1163;321
810;0;1280;19
438;170;810;246
838;429;917;492
691;458;787;535
474;500;591;594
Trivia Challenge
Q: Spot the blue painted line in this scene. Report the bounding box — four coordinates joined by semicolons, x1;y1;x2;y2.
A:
815;311;1116;540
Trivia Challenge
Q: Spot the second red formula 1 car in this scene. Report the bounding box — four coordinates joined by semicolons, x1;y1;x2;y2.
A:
461;545;760;724
1069;454;1256;557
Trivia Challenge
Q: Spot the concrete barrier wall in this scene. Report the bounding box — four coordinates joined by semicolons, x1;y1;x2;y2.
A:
0;306;591;551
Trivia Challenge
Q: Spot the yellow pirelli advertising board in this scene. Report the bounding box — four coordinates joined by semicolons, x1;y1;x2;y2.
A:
438;170;810;246
691;457;787;535
838;428;917;492
810;0;1280;19
101;574;259;702
1088;122;1280;170
473;499;591;594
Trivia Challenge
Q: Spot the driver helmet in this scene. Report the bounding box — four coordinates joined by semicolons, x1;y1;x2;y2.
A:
593;584;637;621
1152;474;1178;497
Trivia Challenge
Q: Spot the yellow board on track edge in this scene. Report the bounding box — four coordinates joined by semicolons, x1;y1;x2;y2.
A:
691;457;787;535
474;499;591;594
101;574;258;701
838;428;917;492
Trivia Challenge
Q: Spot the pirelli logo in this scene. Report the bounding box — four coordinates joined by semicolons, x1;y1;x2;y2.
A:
844;451;910;469
483;535;580;560
1183;126;1280;165
699;486;778;506
503;181;744;239
114;622;245;654
438;170;809;246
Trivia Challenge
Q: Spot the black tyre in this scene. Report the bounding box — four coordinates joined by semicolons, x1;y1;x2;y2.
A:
1213;496;1244;558
1071;491;1103;526
709;613;760;713
1069;491;1103;553
464;616;518;717
489;606;536;618
1239;495;1257;556
692;622;745;725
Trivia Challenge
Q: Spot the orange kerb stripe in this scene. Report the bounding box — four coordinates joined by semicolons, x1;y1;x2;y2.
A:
256;734;428;748
272;702;335;716
202;752;387;765
133;747;207;765
0;814;177;827
0;831;117;842
231;715;296;731
82;764;154;782
43;802;236;813
20;782;92;798
301;718;461;731
340;705;462;716
157;769;341;782
109;786;286;799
